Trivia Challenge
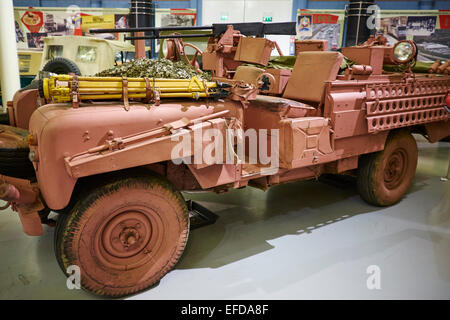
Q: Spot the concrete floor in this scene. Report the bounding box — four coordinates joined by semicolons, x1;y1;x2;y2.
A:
0;135;449;300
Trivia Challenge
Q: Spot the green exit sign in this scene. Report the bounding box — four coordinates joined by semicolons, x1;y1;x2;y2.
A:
220;14;228;21
263;16;272;22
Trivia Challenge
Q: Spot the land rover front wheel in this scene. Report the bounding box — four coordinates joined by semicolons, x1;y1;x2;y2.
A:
54;173;189;297
357;130;418;206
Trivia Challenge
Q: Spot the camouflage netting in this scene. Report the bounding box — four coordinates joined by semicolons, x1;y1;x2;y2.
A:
95;58;212;81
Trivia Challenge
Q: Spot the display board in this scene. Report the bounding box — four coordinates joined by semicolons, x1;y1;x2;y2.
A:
297;9;450;62
296;9;345;51
375;10;450;61
14;7;196;51
156;8;197;27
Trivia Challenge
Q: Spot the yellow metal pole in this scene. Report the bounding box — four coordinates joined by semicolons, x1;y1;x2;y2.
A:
44;75;217;103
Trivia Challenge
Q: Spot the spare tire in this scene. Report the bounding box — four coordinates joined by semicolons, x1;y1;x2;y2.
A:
42;57;81;75
0;125;35;179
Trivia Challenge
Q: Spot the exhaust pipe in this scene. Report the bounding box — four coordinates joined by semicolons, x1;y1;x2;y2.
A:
0;182;42;236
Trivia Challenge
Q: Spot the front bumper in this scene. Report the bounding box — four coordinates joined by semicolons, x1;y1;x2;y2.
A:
0;174;44;236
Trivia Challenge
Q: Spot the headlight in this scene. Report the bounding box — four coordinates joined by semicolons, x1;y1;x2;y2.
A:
392;40;416;64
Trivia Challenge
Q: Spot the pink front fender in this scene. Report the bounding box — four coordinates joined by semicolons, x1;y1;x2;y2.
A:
29;101;217;210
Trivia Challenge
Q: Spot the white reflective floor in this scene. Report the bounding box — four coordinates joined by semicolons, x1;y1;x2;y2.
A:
0;136;449;300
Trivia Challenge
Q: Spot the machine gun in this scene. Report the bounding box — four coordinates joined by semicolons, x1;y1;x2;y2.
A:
89;22;296;39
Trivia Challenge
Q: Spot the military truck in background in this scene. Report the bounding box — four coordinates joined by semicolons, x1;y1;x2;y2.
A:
40;35;136;76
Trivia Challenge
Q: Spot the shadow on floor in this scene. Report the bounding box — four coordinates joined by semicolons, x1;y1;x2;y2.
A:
176;172;427;270
29;139;446;298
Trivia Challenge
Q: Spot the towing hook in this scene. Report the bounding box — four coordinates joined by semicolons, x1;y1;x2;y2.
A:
0;183;36;204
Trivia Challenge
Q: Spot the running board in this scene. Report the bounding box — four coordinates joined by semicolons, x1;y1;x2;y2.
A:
187;200;219;230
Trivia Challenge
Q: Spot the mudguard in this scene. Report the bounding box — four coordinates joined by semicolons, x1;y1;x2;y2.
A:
28;101;218;210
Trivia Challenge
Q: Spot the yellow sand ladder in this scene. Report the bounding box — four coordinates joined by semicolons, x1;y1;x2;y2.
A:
40;75;220;106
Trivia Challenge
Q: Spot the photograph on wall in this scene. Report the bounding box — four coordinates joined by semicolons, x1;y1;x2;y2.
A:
81;14;116;39
161;10;196;27
43;13;73;36
310;23;340;50
378;16;408;41
15;8;73;49
376;13;448;62
14;7;131;50
15;21;25;43
407;16;436;36
297;14;312;37
412;15;449;62
297;13;341;50
155;9;197;54
115;14;129;29
414;29;450;61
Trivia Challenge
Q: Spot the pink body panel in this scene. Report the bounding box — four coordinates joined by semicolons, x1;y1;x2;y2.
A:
11;89;41;129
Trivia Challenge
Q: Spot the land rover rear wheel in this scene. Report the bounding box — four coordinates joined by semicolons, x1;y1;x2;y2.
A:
54;173;189;297
357;130;418;206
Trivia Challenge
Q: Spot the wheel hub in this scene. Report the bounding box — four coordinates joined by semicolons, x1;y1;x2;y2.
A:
101;211;152;259
384;149;407;189
119;227;140;247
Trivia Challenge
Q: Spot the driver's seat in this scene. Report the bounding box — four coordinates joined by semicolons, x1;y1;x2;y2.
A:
233;65;263;86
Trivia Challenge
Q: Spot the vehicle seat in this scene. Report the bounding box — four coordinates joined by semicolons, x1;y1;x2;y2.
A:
233;65;263;86
282;51;344;106
250;95;313;118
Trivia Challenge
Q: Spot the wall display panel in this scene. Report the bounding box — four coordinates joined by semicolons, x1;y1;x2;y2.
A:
296;9;450;61
375;10;450;61
14;7;196;51
296;9;345;51
14;7;129;50
154;8;197;53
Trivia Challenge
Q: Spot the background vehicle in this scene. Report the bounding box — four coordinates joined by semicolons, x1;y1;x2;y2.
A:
0;50;42;110
0;35;136;123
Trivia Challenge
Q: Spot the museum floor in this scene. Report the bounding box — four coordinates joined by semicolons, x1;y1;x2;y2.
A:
0;135;449;300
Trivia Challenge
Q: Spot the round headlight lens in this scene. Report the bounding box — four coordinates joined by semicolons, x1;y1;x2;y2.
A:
393;41;414;63
162;40;168;57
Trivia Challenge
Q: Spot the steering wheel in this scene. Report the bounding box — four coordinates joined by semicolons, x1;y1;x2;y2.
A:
164;37;203;73
181;43;203;73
